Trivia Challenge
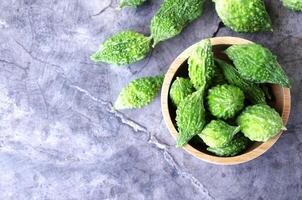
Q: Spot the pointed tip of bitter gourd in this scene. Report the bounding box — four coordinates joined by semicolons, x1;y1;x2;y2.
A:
90;52;100;62
176;136;187;147
283;81;291;88
113;100;126;110
279;75;291;88
117;0;126;10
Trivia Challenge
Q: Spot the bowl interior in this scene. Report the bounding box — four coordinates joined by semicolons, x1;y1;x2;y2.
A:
163;38;290;165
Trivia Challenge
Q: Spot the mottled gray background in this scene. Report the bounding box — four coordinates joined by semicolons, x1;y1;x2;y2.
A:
0;0;301;199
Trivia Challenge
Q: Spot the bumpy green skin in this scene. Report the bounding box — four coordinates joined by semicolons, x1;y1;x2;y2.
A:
237;104;285;142
169;77;195;107
282;0;302;11
91;31;151;66
207;135;250;157
114;75;164;110
211;65;227;86
200;120;240;148
207;84;245;119
188;39;215;90
216;59;266;104
119;0;146;8
213;0;272;32
226;44;291;87
176;90;206;147
151;0;204;46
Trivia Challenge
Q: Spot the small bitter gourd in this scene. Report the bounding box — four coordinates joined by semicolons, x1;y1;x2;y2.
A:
207;134;250;157
150;0;205;46
210;64;227;86
91;31;151;66
207;84;245;119
237;104;286;142
199;120;240;148
188;39;216;90
216;59;266;104
169;77;195;107
213;0;272;32
225;44;291;88
176;90;206;147
114;75;164;109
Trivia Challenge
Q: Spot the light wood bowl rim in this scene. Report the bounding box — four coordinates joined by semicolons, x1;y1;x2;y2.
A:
161;37;291;165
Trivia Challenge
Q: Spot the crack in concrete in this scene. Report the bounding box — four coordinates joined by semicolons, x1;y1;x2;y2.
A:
14;40;74;83
14;40;58;69
0;59;29;73
162;150;215;200
70;84;150;133
12;39;214;197
91;0;114;17
69;84;215;199
36;81;49;119
110;109;149;133
12;38;215;198
69;84;110;107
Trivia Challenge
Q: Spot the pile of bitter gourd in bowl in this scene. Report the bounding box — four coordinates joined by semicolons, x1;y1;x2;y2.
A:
169;39;291;157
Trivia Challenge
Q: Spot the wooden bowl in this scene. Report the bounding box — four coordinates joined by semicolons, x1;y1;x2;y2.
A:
161;37;291;165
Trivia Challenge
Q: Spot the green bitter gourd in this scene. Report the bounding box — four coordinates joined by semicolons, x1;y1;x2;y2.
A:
151;0;205;46
91;31;151;66
213;0;272;32
207;84;245;119
216;59;266;104
199;120;240;148
237;104;286;142
114;75;164;109
188;39;216;90
225;44;291;87
169;77;195;107
176;90;206;147
207;134;250;157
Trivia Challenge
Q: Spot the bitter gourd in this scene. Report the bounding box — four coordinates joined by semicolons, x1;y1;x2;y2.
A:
211;64;227;86
213;0;272;32
114;75;164;109
169;77;195;107
151;0;205;46
237;104;286;142
216;59;266;104
91;31;151;66
207;84;245;119
199;120;240;148
207;134;250;157
188;39;215;90
225;44;291;88
176;90;206;147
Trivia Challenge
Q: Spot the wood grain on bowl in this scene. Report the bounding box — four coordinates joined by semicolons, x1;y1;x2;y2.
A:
161;37;291;165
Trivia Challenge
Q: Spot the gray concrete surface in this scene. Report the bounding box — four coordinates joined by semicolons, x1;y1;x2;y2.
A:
0;0;301;199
